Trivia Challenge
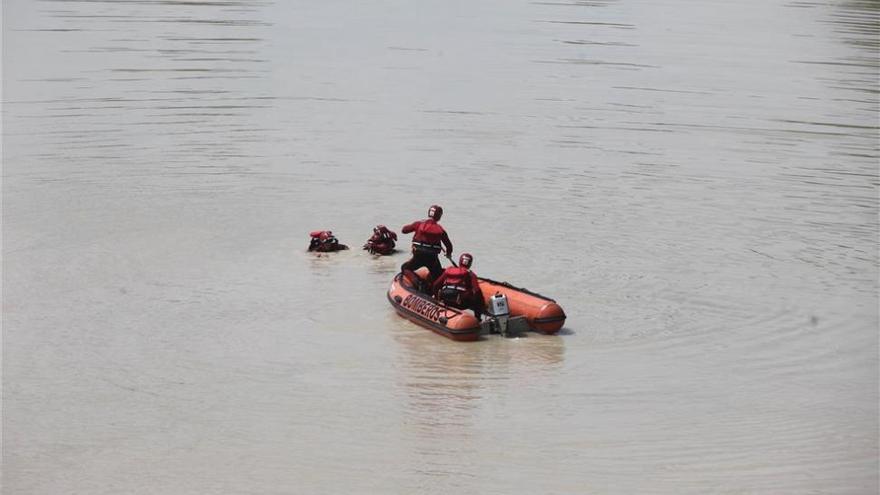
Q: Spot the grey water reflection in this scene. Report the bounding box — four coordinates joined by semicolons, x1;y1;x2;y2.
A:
392;327;565;486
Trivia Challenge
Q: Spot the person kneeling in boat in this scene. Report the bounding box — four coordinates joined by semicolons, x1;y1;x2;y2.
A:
363;225;398;255
432;253;485;320
308;230;349;252
400;205;453;288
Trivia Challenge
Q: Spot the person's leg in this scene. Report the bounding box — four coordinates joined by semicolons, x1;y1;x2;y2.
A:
471;298;483;320
402;253;431;292
466;292;485;320
427;255;444;281
400;255;418;273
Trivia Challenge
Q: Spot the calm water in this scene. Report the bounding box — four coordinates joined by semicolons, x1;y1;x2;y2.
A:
3;1;878;493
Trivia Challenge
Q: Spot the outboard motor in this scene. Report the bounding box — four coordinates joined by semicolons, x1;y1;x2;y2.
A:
487;292;511;336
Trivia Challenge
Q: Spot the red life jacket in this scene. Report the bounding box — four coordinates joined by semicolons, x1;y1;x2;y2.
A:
310;230;334;241
413;219;445;248
376;232;396;243
377;226;397;241
441;267;472;290
367;233;395;254
309;230;342;251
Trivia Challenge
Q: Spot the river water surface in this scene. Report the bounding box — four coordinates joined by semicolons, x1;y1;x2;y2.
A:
3;1;878;494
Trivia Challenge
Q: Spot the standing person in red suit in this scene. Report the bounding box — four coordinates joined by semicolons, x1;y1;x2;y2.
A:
400;205;453;287
432;253;485;320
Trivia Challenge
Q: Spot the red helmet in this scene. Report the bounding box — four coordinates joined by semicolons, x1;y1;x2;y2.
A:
459;253;473;268
428;205;443;220
319;230;333;241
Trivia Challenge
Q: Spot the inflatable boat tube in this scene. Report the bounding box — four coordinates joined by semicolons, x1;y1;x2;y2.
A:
477;277;566;334
387;272;481;341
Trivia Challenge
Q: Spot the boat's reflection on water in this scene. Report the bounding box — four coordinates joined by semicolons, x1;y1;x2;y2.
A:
389;313;566;478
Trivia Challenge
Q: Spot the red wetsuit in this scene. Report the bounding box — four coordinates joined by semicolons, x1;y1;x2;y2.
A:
364;227;397;255
401;219;452;255
432;266;485;318
400;218;453;281
308;230;348;252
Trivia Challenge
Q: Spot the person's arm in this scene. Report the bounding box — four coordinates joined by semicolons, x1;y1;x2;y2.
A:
441;231;453;257
470;272;484;302
401;221;418;234
432;271;448;294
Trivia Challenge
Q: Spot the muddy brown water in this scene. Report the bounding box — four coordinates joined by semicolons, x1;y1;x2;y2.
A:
3;0;878;493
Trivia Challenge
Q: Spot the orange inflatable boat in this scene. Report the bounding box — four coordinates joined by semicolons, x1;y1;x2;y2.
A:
387;272;482;341
477;277;567;334
387;269;566;341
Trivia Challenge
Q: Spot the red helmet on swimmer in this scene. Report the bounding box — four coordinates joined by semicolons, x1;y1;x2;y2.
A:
459;253;473;269
428;205;443;220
